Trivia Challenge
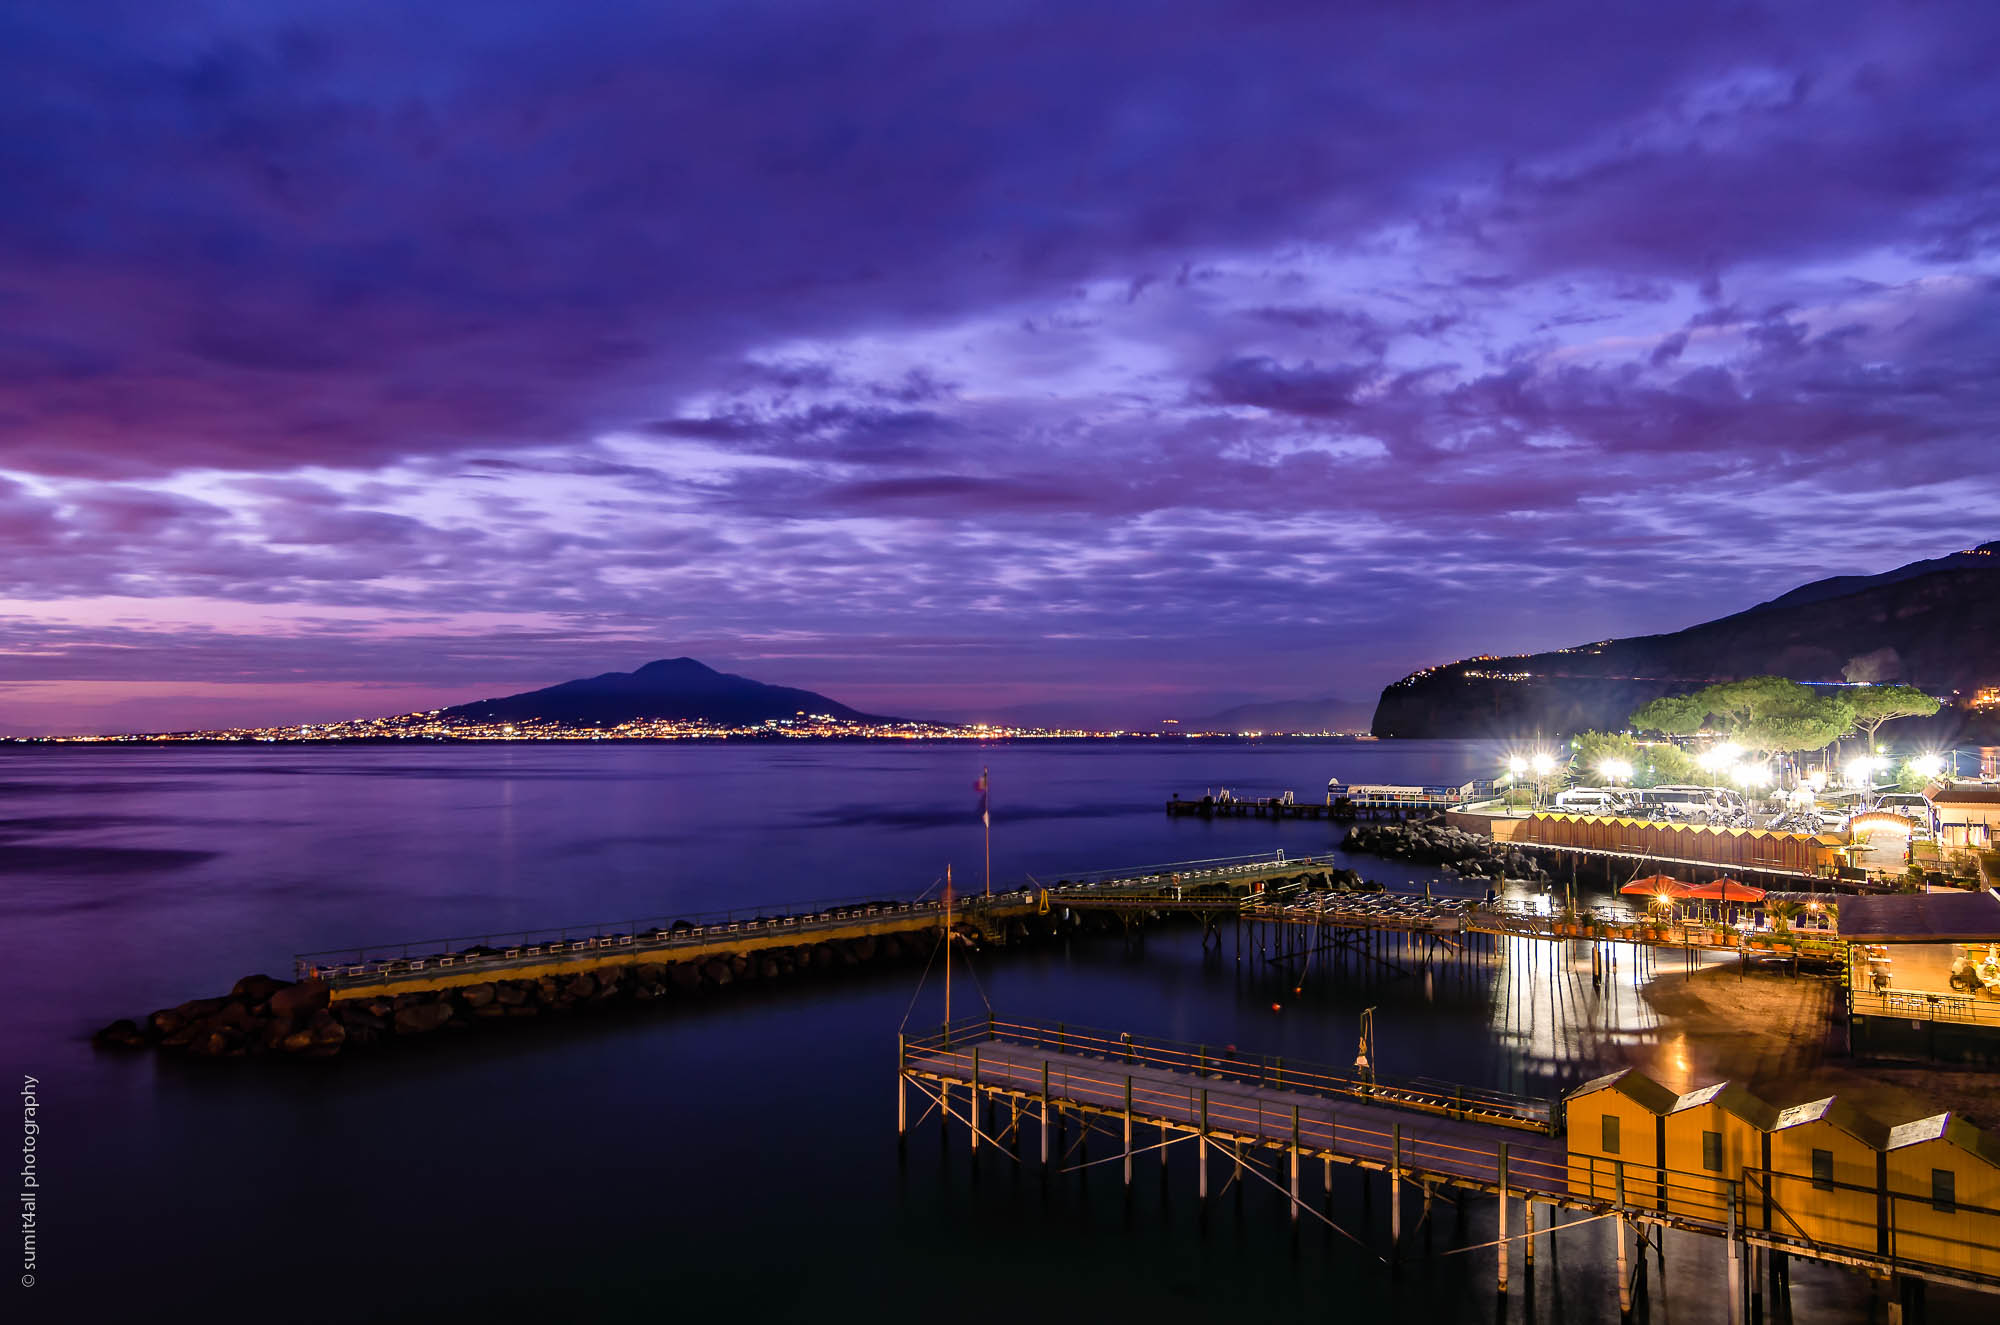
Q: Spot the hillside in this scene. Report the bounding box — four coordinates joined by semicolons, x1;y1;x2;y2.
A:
440;657;894;727
1372;543;2000;739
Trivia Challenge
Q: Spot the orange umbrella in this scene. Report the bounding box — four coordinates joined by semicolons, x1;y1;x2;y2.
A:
1682;877;1764;902
1620;874;1692;897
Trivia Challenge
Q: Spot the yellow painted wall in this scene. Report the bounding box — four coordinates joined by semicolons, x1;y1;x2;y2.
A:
1766;1122;1880;1253
1565;1092;1662;1208
1885;1139;2000;1276
1662;1107;1761;1223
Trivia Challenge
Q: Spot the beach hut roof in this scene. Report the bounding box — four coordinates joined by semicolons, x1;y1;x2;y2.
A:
1670;1081;1779;1131
1772;1096;1890;1148
1886;1112;2000;1167
1566;1067;1679;1115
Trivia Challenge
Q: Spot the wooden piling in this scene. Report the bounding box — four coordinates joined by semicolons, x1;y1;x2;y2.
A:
1616;1162;1630;1316
1498;1142;1510;1294
1391;1122;1403;1256
1123;1075;1133;1186
1290;1105;1301;1223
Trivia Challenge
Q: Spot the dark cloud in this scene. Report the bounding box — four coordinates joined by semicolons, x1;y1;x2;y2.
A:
0;1;1995;729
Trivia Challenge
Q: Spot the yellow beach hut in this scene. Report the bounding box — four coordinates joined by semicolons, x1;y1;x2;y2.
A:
1883;1113;2000;1277
1566;1067;1678;1208
1662;1081;1778;1222
1765;1096;1889;1254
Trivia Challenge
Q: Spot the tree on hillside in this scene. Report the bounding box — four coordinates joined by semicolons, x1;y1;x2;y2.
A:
1571;731;1699;787
1629;694;1707;735
1633;676;1852;761
1845;685;1942;747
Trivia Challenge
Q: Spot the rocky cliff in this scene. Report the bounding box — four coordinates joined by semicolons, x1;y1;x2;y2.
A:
1373;543;2000;739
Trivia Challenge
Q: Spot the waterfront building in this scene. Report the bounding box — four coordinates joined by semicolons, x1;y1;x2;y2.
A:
1663;1081;1778;1221
1766;1097;1889;1252
1926;781;2000;850
1883;1113;2000;1274
1565;1067;1677;1208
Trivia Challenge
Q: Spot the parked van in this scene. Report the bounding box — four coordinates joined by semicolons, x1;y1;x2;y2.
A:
1554;786;1623;814
1633;788;1713;820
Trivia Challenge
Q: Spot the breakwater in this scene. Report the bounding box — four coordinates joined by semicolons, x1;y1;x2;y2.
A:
89;850;1343;1061
93;909;1099;1059
1341;820;1551;882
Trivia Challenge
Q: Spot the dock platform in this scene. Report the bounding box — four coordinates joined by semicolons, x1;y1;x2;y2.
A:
900;1016;2000;1318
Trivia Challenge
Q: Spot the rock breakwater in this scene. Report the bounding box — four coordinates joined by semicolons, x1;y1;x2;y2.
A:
1340;821;1549;882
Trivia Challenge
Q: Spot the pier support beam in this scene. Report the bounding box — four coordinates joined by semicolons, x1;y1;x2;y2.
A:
1497;1143;1509;1295
1726;1180;1743;1325
1390;1123;1402;1260
1290;1105;1301;1224
1616;1215;1630;1316
1123;1075;1133;1187
1525;1198;1535;1268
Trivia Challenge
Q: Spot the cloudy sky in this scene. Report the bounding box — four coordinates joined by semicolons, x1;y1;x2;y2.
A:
1;1;1996;733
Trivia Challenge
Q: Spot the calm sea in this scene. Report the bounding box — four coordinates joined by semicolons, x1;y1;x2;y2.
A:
0;740;1964;1320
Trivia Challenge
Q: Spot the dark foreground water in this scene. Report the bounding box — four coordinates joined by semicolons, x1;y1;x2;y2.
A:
0;741;1965;1321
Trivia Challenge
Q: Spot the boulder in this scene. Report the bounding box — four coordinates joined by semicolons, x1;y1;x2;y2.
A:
494;982;529;1006
666;963;701;991
268;982;330;1019
564;973;597;1000
392;1003;455;1035
460;983;497;1009
231;974;291;1004
91;1018;147;1049
281;1029;315;1053
187;1030;233;1057
700;959;733;987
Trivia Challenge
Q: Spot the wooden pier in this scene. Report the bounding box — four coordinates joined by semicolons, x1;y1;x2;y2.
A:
900;1016;2000;1320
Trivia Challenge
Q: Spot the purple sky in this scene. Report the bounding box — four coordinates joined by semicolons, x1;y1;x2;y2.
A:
2;1;1997;734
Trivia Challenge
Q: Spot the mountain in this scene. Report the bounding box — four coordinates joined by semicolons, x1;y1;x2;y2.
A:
1189;695;1375;733
439;657;895;727
1372;541;2000;739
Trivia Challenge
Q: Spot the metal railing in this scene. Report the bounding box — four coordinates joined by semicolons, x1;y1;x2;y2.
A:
291;850;1309;986
906;1014;1555;1133
290;887;1027;985
1851;988;2000;1025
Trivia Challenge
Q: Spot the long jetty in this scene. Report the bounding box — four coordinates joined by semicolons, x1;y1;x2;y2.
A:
295;849;1853;1002
901;1015;1999;1321
291;850;1323;999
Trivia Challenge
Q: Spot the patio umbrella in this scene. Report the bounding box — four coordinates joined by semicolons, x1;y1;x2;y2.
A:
1620;874;1691;901
1683;877;1765;902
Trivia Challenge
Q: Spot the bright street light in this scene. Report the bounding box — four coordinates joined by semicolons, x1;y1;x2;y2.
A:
1530;752;1557;777
1911;753;1944;779
1508;757;1528;776
1598;758;1633;783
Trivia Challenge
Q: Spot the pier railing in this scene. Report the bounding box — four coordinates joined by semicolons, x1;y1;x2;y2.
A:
1048;850;1310;890
291;886;1033;985
906;1013;1555;1134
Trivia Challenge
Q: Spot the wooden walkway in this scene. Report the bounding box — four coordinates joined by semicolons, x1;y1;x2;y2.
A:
899;1016;2000;1321
905;1033;1568;1195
